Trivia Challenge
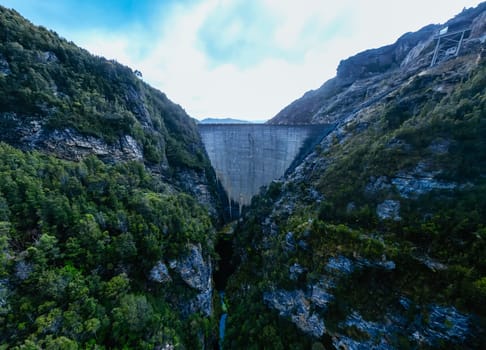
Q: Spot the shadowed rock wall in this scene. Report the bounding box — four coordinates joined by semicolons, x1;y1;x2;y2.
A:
198;124;333;211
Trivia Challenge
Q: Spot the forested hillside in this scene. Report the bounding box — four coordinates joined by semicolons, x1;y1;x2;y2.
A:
0;6;208;172
0;144;217;348
0;6;220;349
224;5;486;349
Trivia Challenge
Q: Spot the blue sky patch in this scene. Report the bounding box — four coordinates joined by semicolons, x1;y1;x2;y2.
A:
197;0;278;67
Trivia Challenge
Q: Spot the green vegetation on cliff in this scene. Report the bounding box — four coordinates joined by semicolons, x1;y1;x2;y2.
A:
0;143;216;348
0;6;207;170
224;36;486;350
0;6;220;349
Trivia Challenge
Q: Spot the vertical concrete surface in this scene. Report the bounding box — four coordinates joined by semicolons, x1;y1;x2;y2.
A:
198;124;332;212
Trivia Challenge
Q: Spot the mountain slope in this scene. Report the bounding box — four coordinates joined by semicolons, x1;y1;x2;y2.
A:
0;7;221;348
270;4;486;126
225;4;486;349
0;6;209;174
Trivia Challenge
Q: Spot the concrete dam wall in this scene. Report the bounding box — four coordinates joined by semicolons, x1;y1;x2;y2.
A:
198;124;333;211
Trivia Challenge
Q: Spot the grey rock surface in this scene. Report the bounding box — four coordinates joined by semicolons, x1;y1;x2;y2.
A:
0;278;8;311
263;289;325;338
0;113;146;164
413;254;448;271
36;51;58;64
309;283;334;309
332;301;474;349
391;161;457;198
289;262;306;280
365;176;392;194
40;129;144;163
170;244;213;317
417;304;472;346
0;54;10;75
376;199;401;221
14;261;32;281
175;169;218;217
291;313;325;338
326;256;354;274
149;261;172;283
170;244;211;292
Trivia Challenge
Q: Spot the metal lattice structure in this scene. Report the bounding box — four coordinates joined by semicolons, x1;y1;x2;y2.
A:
430;26;471;66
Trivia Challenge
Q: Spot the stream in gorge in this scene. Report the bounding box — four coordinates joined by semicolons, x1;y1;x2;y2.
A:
213;232;236;349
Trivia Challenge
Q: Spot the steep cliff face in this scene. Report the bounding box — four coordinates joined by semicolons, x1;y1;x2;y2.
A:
0;7;221;349
225;4;486;349
270;4;486;126
0;6;220;209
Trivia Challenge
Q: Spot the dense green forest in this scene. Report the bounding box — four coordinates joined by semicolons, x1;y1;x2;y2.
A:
0;143;216;348
0;6;220;349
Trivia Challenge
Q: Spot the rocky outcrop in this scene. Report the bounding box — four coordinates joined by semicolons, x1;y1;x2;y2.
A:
326;256;354;274
170;244;211;292
391;161;458;198
0;53;10;75
376;199;401;221
416;304;473;346
365;176;392;195
289;263;306;281
0;278;8;312
333;302;474;349
36;51;58;64
334;312;395;350
14;260;32;281
270;3;486;126
309;283;334;309
175;169;219;218
263;254;397;339
149;261;172;283
0;112;145;164
336;24;437;84
413;254;448;272
170;244;213;317
42;129;144;163
263;289;325;338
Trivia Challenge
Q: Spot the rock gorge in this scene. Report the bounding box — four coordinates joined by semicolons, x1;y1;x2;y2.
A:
0;3;485;349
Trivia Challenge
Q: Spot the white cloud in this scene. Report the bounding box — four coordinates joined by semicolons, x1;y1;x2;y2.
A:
71;0;483;121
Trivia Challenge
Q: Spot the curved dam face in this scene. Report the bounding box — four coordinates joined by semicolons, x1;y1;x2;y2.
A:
198;124;333;211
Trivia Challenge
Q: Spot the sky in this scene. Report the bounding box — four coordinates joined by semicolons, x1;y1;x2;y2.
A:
1;1;483;121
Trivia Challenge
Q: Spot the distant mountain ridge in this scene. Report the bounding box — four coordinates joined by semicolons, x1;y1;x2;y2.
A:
199;117;251;124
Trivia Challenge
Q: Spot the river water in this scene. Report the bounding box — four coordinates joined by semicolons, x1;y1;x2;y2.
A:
219;291;227;349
